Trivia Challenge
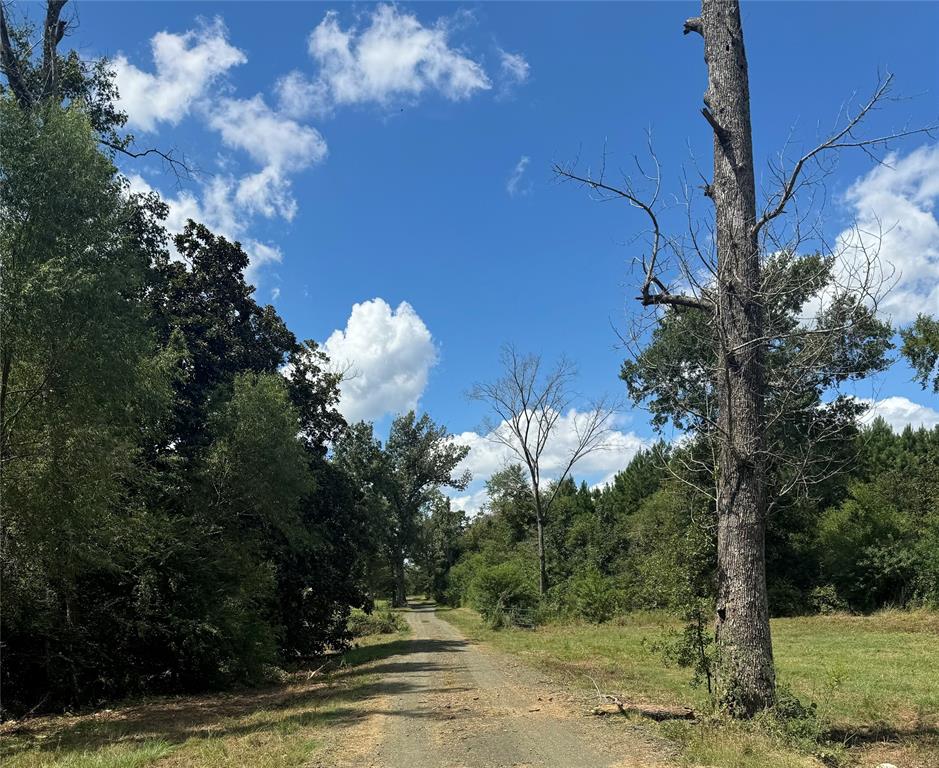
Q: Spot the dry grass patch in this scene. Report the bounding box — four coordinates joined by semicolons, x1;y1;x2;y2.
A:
0;630;410;768
443;607;939;768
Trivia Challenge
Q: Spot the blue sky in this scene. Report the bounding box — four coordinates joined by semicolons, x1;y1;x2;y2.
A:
57;1;939;509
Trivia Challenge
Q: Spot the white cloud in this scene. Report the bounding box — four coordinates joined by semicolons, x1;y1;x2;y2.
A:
323;299;438;423
836;144;939;324
114;18;246;132
208;95;328;171
305;5;491;113
498;49;530;94
450;488;489;516
270;287;281;301
117;18;326;286
125;173;281;285
275;70;326;119
206;95;329;220
450;410;647;515
506;155;530;197
860;396;939;431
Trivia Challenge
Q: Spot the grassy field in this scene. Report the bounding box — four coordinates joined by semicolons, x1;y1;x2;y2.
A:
4;609;936;768
0;630;411;768
444;607;939;768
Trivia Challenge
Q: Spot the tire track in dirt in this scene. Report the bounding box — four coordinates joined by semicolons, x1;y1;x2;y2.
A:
321;601;668;768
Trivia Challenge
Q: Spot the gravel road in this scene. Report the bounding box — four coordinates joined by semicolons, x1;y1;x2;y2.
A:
326;601;665;768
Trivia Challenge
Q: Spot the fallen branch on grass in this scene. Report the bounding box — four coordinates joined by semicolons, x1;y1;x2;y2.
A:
585;675;694;721
306;660;331;679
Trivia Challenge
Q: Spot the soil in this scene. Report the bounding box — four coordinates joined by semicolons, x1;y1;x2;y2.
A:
314;601;670;768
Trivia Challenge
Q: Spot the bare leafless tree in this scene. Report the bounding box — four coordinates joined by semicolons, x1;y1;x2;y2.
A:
556;0;935;716
470;346;618;595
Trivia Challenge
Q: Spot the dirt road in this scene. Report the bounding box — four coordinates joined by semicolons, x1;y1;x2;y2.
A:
321;602;665;768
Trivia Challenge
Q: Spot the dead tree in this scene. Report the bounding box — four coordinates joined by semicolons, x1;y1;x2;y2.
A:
557;0;934;716
470;346;616;595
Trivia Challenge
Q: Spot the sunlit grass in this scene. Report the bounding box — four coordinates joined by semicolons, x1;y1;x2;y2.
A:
444;607;939;767
0;628;409;768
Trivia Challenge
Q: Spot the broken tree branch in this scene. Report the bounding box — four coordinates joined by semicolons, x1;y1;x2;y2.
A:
753;73;938;237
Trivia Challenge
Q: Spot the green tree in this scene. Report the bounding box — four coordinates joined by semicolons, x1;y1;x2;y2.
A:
383;411;470;607
332;421;394;600
0;98;171;710
901;314;939;393
150;222;297;457
416;493;467;602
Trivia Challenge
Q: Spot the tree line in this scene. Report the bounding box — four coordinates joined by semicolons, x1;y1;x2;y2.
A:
417;417;939;625
0;4;469;715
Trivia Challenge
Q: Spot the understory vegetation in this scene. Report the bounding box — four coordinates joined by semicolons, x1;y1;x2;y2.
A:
0;626;412;768
424;419;939;630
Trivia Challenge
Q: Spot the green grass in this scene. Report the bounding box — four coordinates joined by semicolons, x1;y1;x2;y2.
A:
445;607;939;767
0;627;411;768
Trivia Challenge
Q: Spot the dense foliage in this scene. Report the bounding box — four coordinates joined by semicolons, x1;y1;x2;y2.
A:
0;35;467;714
439;420;939;629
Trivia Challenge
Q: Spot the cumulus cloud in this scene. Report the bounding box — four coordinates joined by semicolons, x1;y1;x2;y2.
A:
125;173;282;285
506;155;530;197
450;411;647;515
114;18;246;132
304;5;491;113
206;95;328;219
450;488;489;515
323;299;438;423
860;396;939;431
208;95;328;171
836;144;939;324
118;19;330;284
275;70;326;119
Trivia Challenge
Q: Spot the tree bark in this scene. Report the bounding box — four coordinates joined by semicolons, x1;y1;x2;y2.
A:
534;495;548;596
391;551;407;608
699;0;775;715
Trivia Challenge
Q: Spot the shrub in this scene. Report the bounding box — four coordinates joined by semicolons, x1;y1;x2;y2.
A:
347;605;407;637
808;584;848;615
468;560;539;629
565;568;621;623
760;684;826;753
767;579;807;617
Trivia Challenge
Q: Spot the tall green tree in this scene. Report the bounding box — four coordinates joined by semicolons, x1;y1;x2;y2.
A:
383;411;470;606
0;97;171;709
416;493;467;602
150;223;297;457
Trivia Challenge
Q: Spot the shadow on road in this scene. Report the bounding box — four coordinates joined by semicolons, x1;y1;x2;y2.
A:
0;600;468;761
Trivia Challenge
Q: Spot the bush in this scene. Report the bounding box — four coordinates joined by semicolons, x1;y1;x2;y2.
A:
767;579;807;617
564;568;622;623
468;560;539;629
761;684;825;749
347;605;407;637
808;584;848;615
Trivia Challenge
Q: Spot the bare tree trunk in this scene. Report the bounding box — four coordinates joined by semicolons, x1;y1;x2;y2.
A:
391;552;407;608
534;494;548;596
698;0;775;715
